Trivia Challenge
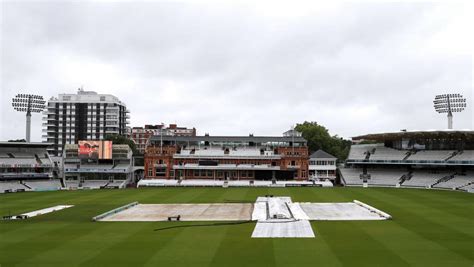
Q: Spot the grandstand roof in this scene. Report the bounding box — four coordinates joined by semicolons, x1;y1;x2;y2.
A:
0;142;53;148
310;150;336;159
353;130;474;141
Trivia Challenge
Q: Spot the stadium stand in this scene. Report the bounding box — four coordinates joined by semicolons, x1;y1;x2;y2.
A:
369;145;409;161
400;170;453;188
340;168;406;186
24;180;62;191
0;142;61;193
433;172;474;190
63;143;134;189
407;150;455;162
347;144;372;161
0;181;29;193
448;150;474;162
105;180;126;188
65;180;80;189
459;183;474;192
339;168;363;185
81;180;109;189
366;169;406;186
344;131;474;192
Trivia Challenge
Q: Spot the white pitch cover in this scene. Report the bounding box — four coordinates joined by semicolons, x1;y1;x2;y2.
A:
251;196;315;238
251;202;268;221
252;220;315;238
21;205;74;218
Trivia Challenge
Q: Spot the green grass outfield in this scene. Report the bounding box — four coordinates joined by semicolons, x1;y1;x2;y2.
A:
1;187;473;267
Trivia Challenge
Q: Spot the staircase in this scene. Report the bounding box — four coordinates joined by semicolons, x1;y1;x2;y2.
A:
432;174;455;187
364;148;375;160
459;181;474;190
445;151;460;161
20;181;32;189
402;151;414;161
399;171;413;185
34;154;43;164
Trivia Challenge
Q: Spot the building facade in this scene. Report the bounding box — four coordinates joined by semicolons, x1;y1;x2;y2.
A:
63;143;133;188
144;135;309;180
42;89;129;155
308;150;337;181
130;124;196;154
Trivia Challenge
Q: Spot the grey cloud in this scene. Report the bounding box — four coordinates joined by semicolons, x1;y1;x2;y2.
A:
1;1;472;142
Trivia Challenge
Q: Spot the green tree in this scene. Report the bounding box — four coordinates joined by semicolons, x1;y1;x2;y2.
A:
295;121;351;161
104;134;144;166
104;134;138;155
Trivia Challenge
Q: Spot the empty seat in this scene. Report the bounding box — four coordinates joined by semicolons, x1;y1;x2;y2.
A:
0;181;29;193
408;150;455;161
25;180;62;191
434;172;474;189
339;168;363;185
402;171;451;188
369;146;408;161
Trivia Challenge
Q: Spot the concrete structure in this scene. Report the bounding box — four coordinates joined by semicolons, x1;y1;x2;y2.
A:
42;89;130;156
144;134;309;180
0;142;60;193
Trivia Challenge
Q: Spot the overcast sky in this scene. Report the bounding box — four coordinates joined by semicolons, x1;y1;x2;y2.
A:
1;0;473;142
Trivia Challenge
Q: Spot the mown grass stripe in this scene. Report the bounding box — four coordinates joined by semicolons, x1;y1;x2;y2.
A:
354;188;474;262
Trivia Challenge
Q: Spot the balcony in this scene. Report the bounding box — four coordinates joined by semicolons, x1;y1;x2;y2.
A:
105;129;119;134
286;165;300;169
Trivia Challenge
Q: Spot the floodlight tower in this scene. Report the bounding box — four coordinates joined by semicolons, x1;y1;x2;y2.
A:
433;93;467;129
11;94;46;142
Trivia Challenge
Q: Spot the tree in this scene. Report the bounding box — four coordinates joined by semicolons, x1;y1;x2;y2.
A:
104;134;144;166
104;134;138;155
295;121;352;161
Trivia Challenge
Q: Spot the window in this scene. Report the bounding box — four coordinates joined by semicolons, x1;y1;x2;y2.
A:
148;168;153;177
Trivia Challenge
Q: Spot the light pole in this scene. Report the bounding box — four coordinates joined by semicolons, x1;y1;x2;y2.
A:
11;94;46;142
433;93;467;130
